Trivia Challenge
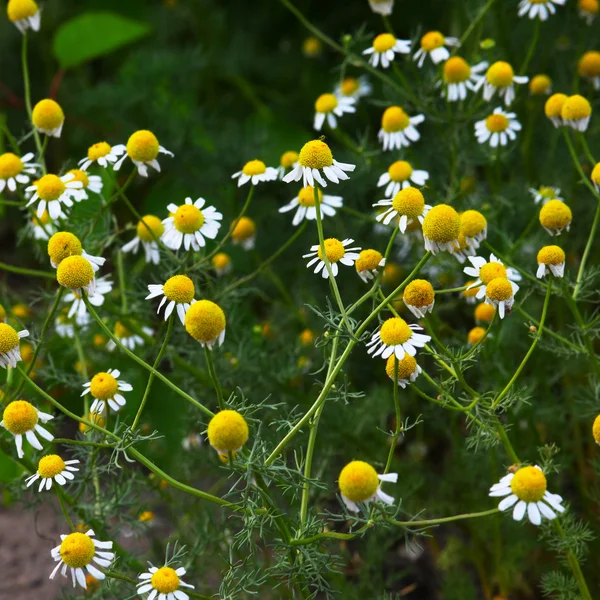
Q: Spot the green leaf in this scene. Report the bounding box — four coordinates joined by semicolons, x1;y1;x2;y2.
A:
53;11;152;69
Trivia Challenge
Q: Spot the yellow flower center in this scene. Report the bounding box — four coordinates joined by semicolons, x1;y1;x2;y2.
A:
174;204;204;234
0;323;19;355
242;160;267;176
463;281;480;298
8;0;38;21
317;238;345;263
486;61;515;87
539;200;572;229
38;454;66;479
163;275;195;303
151;567;180;593
67;169;89;189
12;304;30;319
403;279;434;308
593;414;600;444
207;409;249;452
56;255;94;290
379;317;412;346
36;174;66;202
2;400;38;434
545;93;568;118
479;262;507;284
537;245;565;265
59;533;96;569
381;106;409;133
47;232;83;266
420;31;445;51
356;249;383;273
32;99;64;131
139;511;154;523
580;0;599;14
485;114;509;133
89;372;118;400
562;94;592;120
485;277;513;302
385;354;417;380
185;299;226;343
338;460;379;502
529;74;551;95
232;216;256;241
468;326;486;345
510;466;547;502
298;140;333;169
373;33;397;53
443;57;471;84
0;153;24;179
460;210;487;237
303;37;321;57
299;329;314;345
474;302;495;322
422;204;461;243
212;252;231;270
87;141;111;161
297;185;322;207
136;215;164;241
114;322;132;339
388;160;413;182
340;77;360;96
391;186;425;219
280;150;298;168
126;130;159;162
315;93;338;114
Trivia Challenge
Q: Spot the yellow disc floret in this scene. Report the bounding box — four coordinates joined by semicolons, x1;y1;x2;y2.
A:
89;372;118;400
35;174;66;201
561;95;592;121
298;140;333;169
593;414;600;445
388;161;413;182
87;141;111;161
340;77;360;96
280;150;298;168
56;255;94;291
0;153;24;179
207;409;249;452
539;200;572;230
32;99;64;132
479;261;507;284
422;204;460;243
537;245;565;265
185;299;226;343
529;74;552;95
0;323;20;354
2;400;38;434
151;567;180;594
232;216;256;241
299;329;315;345
38;454;66;479
420;31;445;51
298;186;321;207
242;160;267;176
48;232;83;266
592;162;600;187
510;466;547;502
379;317;412;346
8;0;38;21
317;238;345;263
468;326;486;345
385;354;417;380
127;130;159;162
474;302;495;322
486;113;509;133
356;249;383;273
174;204;204;234
485;277;513;302
136;215;164;241
163;275;195;304
373;33;397;53
338;460;379;502
381;106;409;132
315;94;338;114
486;61;515;87
444;57;471;83
403;279;434;308
545;93;567;119
460;210;487;238
59;533;95;569
303;37;322;57
392;186;425;218
578;51;600;78
212;252;231;270
579;0;599;14
67;169;89;189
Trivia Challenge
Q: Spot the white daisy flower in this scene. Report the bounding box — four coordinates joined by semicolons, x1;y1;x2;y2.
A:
146;275;196;325
113;130;173;177
161;197;222;252
279;185;342;226
529;185;563;204
355;249;386;283
536;245;566;278
231;159;278;187
82;368;133;414
66;169;103;201
122;215;164;265
7;0;41;34
481;62;529;106
25;173;83;219
313;93;356;131
413;31;460;68
385;354;422;388
366;317;431;360
441;58;488;102
338;460;398;513
373;186;430;234
474;107;522;148
489;465;565;525
518;0;566;20
377;160;429;198
0;324;29;369
107;323;153;352
303;238;361;279
363;33;411;69
137;564;195;600
0;151;39;193
464;254;521;295
334;75;372;101
25;455;80;492
78;141;125;171
378;106;425;151
64;275;112;326
1;399;53;459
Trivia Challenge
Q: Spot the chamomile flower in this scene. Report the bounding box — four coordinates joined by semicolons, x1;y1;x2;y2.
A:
49;529;114;588
561;94;592;131
368;0;394;15
0;151;38;193
463;281;481;304
279;185;343;226
338;460;398;512
30;210;59;241
539;199;572;235
47;232;105;272
231;216;257;250
1;400;52;458
113;130;173;177
518;0;566;20
7;0;40;34
373;186;431;233
592;163;600;192
460;210;487;250
25;455;80;492
537;245;566;278
463;254;522;299
529;74;552;96
474;302;496;323
403;279;435;318
414;31;460;67
283;139;356;187
82;369;133;414
303;37;321;57
231;159;278;187
377;160;430;198
122;215;164;264
162;197;222;251
545;93;568;127
475;107;522;147
490;465;565;525
422;204;461;254
184;300;226;350
579;0;598;23
355;249;386;283
64;276;112;325
313;93;356;131
137;564;195;600
484;277;519;318
578;51;600;89
441;57;488;102
107;322;152;352
450;231;476;263
363;33;411;69
482;62;528;106
303;238;361;279
207;410;249;457
78;141;125;171
26;173;83;219
67;169;103;201
378;106;425;151
146;275;196;325
467;326;487;345
212;252;232;276
277;150;299;179
529;185;563;204
367;317;431;360
0;323;29;369
56;255;96;296
32;99;64;137
385;354;421;388
334;75;372;101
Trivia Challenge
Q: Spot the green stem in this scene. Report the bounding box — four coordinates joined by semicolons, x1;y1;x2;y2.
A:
519;19;540;73
57;492;75;531
435;284;469;294
204;344;225;410
553;520;593;600
0;261;54;279
458;0;497;47
117;250;127;312
514;305;584;352
384;357;401;474
494;421;520;464
385;508;500;528
573;197;600;300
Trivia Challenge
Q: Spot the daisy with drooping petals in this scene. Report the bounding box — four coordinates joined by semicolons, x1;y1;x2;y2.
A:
545;93;567;128
334;76;372;101
7;0;41;34
185;300;226;350
403;279;435;318
441;57;488;102
146;275;196;325
421;204;461;254
25;455;80;492
385;354;421;388
32;99;64;137
137;564;195;600
481;62;528;106
490;465;565;525
207;410;249;457
475;107;521;148
368;0;394;15
363;33;411;69
539;199;572;235
561;94;592;131
47;231;105;273
113;130;173;177
475;302;495;324
378;106;425;151
0;151;39;193
49;529;114;589
579;0;598;23
231;159;278;187
56;255;97;297
66;169;103;201
1;400;53;458
463;253;522;298
107;322;152;352
313;93;356;131
467;326;487;345
377;160;429;198
460;210;487;250
162;197;222;251
413;31;460;67
518;0;565;20
212;253;232;276
373;186;431;234
355;249;386;283
366;316;431;360
64;275;112;325
529;74;552;96
82;369;133;414
0;323;29;369
338;460;398;513
536;245;565;278
25;173;83;219
279;185;342;226
303;238;361;279
231;216;257;250
78;141;125;171
578;51;600;90
529;185;562;204
283;139;355;188
122;215;164;265
450;231;476;264
277;150;299;180
484;277;519;319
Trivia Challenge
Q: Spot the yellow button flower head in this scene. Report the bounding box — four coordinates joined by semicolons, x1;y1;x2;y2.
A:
579;0;599;23
137;564;195;598
413;31;460;67
539;199;572;235
334;75;372;101
113;130;173;177
442;57;488;102
232;159;278;187
355;249;386;283
66;168;103;201
0;304;6;323
299;328;315;346
483;61;528;106
529;74;552;96
385;354;421;387
32;99;64;137
338;460;398;512
313;92;356;131
212;252;232;276
367;316;431;360
544;93;568;127
363;33;411;69
592;414;600;444
25;454;80;492
162;197;223;251
489;465;565;525
304;238;361;279
377;160;429;198
46;231;105;272
277;150;299;179
529;185;563;204
462;281;481;304
207;409;249;455
484;277;519;319
0;323;29;369
49;529;114;589
367;0;394;16
7;0;40;33
467;326;487;345
518;0;565;21
1;399;52;458
26;172;83;219
122;215;164;264
475;108;522;147
403;279;435;318
146;275;196;324
283;139;355;188
374;186;431;234
185;299;226;350
279;185;343;226
79;141;125;171
56;255;96;295
463;253;522;301
536;245;566;278
421;204;461;254
302;36;321;57
474;302;495;323
231;216;257;250
460;209;488;250
561;94;592;131
378;106;425;151
0;151;38;193
578;51;600;89
82;368;133;414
